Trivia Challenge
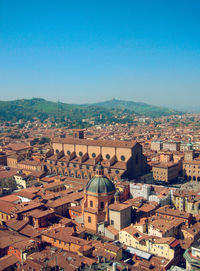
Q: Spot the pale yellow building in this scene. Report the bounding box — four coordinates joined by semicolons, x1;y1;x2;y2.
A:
119;225;181;263
173;190;200;215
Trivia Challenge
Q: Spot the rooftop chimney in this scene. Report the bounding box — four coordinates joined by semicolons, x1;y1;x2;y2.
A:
73;129;84;139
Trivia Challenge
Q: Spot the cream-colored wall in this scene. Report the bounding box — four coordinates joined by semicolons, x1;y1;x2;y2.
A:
133;224;146;234
148;226;163;238
101;147;115;160
119;229;175;260
109;210;121;230
15;176;26;188
63;144;75;154
75;144;88;155
151;242;174;259
52;143;63;152
87;146;101;157
116;148;131;162
53;143;132;161
109;207;131;230
119;230;146;251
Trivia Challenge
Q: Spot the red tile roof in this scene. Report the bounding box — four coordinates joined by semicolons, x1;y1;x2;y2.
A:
0;254;19;271
53;137;137;149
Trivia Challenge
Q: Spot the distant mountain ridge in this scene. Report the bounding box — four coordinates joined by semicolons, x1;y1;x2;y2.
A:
0;98;181;126
86;98;178;116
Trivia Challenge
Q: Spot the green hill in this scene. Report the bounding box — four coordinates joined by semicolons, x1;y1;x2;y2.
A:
0;98;114;127
0;98;181;127
90;98;177;117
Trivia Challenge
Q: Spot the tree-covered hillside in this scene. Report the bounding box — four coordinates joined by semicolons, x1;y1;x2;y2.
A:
90;98;177;117
0;98;181;128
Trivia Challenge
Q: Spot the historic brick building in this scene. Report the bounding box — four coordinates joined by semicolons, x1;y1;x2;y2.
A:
183;150;200;181
83;163;116;232
46;130;147;181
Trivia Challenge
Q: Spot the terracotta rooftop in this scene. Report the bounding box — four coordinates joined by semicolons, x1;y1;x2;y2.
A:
0;229;27;249
46;192;84;208
155;205;191;219
24;208;55;219
0;199;15;215
10;238;38;250
0;194;21;203
0;254;19;271
122;225;146;242
42;226;90;246
109;203;131;211
13;201;44;214
19;224;40;238
53;137;137;149
0;168;18;179
6;218;29;231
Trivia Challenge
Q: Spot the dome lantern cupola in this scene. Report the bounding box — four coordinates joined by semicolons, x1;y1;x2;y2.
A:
96;162;104;176
85;163;115;194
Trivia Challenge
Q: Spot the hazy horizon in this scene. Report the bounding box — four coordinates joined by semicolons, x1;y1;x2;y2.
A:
1;96;200;113
0;0;200;107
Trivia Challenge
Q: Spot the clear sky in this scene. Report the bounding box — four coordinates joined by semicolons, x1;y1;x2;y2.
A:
0;0;200;106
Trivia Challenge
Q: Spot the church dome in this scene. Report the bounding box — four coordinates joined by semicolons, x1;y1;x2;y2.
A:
86;175;115;194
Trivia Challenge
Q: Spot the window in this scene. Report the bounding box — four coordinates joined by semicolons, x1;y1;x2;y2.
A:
88;216;91;223
67;150;71;156
92;153;96;158
90;201;93;207
101;202;104;209
79;151;83;157
56;149;59;154
115;170;119;174
121;155;125;161
106;154;110;160
61;162;64;166
111;220;114;225
86;165;90;170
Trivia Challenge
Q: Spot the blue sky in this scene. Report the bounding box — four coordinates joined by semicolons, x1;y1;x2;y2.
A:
0;0;200;106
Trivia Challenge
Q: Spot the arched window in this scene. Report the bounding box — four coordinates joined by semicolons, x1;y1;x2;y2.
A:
67;150;71;156
106;154;110;160
79;151;83;157
92;153;96;158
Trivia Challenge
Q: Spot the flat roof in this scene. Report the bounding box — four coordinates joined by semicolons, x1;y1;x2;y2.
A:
125;246;152;260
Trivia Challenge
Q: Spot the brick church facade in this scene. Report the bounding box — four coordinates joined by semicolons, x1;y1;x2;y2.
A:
45;130;147;181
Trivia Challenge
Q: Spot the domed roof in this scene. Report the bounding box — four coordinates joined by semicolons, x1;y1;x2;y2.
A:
86;175;115;194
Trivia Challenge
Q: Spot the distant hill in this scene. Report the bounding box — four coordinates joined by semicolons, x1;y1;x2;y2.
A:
88;98;178;117
0;98;181;127
0;98;115;127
